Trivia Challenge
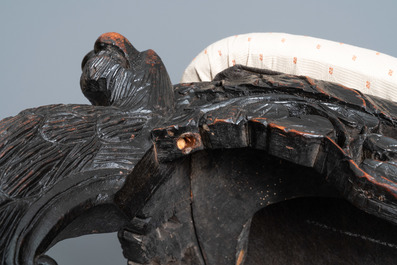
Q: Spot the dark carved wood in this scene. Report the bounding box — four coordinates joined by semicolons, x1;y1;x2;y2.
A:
0;32;397;265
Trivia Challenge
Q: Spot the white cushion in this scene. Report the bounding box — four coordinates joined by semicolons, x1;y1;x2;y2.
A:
181;33;397;101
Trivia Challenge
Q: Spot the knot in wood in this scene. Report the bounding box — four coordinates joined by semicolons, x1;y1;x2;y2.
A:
176;134;197;154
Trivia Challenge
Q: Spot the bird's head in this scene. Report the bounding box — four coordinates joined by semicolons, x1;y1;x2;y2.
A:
82;32;140;70
80;32;139;106
80;32;173;112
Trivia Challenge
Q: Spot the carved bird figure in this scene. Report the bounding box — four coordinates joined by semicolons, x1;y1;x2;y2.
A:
0;32;173;265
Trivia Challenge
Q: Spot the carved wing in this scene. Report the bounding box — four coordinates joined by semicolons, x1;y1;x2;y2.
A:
0;104;150;265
